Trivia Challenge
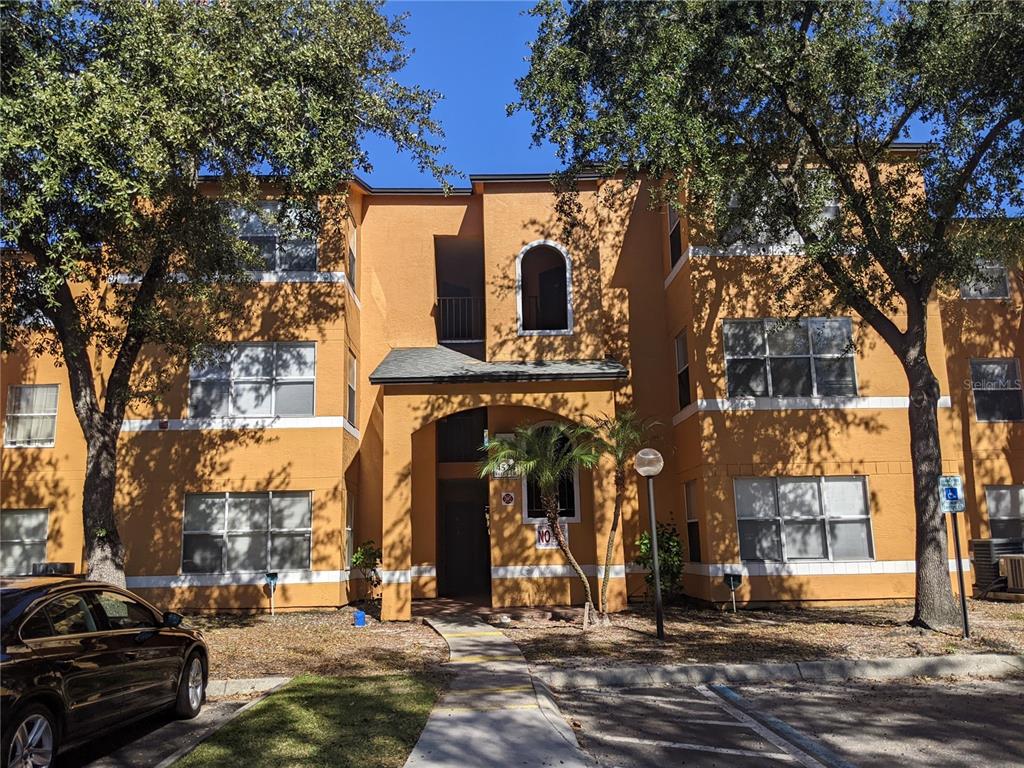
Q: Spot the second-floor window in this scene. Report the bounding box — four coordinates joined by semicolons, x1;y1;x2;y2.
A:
971;359;1023;422
961;262;1010;299
347;351;358;425
4;385;58;447
724;318;856;398
189;343;315;418
668;207;683;267
675;332;692;409
230;201;316;272
347;224;358;292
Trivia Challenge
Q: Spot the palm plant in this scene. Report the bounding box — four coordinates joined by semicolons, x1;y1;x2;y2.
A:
480;422;602;628
589;410;656;619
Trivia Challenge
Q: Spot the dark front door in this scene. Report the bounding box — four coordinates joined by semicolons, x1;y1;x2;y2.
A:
437;480;491;599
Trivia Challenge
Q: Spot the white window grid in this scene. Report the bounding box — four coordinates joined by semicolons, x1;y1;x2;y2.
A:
232;201;318;272
181;491;312;574
971;357;1024;422
189;342;316;418
723;318;857;397
961;263;1010;300
0;508;49;575
734;476;875;563
347;351;358;425
4;385;59;448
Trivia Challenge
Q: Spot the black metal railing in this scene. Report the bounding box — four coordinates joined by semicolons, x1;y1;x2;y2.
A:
437;296;484;342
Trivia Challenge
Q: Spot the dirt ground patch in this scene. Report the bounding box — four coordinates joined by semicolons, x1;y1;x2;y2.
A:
187;605;448;680
500;599;1024;668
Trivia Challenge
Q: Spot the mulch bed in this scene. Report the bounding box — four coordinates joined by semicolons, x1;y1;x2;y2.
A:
499;599;1024;668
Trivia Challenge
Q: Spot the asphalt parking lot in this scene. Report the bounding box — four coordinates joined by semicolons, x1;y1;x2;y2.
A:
559;676;1024;768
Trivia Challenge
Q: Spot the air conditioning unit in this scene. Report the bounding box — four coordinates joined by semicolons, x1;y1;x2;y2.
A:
1000;555;1024;592
970;538;1024;593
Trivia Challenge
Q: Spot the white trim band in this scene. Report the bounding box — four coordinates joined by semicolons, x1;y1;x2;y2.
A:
126;569;350;589
683;559;970;577
111;271;347;285
491;564;643;580
672;395;953;425
122;415;351;432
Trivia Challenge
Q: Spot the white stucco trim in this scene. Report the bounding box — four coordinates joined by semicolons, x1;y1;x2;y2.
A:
121;415;350;432
110;271;347;285
664;251;689;289
672;395;953;425
515;239;574;336
411;565;437;578
682;559;970;577
342;419;361;439
379;569;412;584
126;569;350;588
490;564;639;580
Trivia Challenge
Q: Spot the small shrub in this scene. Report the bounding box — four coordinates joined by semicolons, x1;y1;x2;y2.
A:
351;540;383;603
634;523;684;601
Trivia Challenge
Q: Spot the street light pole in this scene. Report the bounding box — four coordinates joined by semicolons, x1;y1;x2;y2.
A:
635;448;665;641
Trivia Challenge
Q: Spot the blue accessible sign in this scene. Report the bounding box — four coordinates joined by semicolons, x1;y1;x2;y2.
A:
938;475;966;514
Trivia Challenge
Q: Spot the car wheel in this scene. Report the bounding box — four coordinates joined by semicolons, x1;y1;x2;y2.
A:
175;652;205;719
2;703;58;768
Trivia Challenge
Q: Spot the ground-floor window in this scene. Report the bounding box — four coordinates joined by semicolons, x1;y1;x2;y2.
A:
734;476;873;562
525;473;578;522
0;508;49;575
182;491;312;573
683;480;701;562
985;486;1024;539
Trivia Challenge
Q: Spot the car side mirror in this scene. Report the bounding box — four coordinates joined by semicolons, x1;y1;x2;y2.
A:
162;611;183;628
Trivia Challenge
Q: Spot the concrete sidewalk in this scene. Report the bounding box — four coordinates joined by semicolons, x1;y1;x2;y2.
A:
405;613;593;768
533;652;1024;690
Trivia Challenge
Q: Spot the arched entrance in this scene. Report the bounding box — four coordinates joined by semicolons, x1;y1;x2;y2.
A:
435;407;491;599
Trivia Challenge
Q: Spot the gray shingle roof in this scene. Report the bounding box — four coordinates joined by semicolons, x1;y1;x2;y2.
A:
369;346;628;385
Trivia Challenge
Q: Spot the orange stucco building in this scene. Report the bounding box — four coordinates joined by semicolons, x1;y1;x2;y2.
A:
2;174;1021;619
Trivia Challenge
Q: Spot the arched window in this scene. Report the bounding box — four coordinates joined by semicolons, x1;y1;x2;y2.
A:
517;241;573;334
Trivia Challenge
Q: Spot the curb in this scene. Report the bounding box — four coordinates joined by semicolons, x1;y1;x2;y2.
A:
205;676;292;698
534;652;1024;690
153;678;291;768
530;675;596;763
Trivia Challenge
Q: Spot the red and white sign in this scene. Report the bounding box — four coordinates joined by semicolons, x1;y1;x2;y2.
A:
501;492;515;506
535;522;568;550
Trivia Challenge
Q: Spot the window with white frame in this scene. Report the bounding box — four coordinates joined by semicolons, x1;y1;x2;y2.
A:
684;480;701;562
675;332;692;409
734;476;873;562
1;509;49;575
525;474;578;522
971;359;1024;422
985;486;1024;539
4;385;58;447
182;491;311;573
961;262;1010;299
229;201;316;272
345;493;356;567
668;207;683;267
347;224;358;292
346;351;357;425
189;343;315;418
724;318;856;397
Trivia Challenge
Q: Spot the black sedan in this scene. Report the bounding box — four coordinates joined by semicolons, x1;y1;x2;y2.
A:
0;577;209;768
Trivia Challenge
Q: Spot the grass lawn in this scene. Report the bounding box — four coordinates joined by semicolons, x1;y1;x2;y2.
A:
499;599;1024;668
175;673;440;768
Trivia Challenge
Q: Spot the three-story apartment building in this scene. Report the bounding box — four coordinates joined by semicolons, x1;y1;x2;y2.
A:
2;171;1021;620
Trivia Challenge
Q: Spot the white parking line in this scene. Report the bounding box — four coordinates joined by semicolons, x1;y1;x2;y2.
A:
588;733;797;760
695;685;828;768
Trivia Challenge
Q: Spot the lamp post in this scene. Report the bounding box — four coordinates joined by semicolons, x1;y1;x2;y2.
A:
635;448;665;641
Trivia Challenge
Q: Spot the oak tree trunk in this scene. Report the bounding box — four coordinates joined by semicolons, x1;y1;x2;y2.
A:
82;426;127;586
904;354;959;628
599;468;625;617
544;490;595;629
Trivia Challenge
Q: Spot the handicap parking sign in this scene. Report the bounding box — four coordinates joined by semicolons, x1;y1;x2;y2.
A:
938;476;965;513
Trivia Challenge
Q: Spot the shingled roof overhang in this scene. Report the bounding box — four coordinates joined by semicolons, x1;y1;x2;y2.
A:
369;346;628;385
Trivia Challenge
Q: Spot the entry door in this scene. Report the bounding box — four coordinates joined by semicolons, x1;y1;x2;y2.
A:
438;481;491;598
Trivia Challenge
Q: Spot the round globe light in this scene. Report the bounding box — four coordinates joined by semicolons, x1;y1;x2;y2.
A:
634;448;664;478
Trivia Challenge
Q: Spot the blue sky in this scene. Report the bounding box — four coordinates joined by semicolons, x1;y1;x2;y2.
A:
361;1;557;187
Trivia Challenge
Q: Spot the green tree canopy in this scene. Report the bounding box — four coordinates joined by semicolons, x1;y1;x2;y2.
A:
514;0;1023;627
0;0;450;583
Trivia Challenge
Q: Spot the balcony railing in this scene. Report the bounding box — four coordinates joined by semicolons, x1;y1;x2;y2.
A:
437;296;484;343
